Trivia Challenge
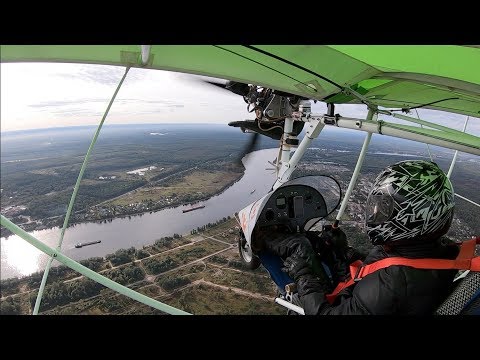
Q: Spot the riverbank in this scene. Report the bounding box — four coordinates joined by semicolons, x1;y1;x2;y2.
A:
1;167;245;238
1;148;279;280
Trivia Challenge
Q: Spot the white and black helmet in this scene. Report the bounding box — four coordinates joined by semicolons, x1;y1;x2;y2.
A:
365;160;455;245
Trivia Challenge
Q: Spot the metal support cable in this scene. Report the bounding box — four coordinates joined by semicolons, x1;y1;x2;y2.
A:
447;116;470;179
415;109;433;162
455;193;480;208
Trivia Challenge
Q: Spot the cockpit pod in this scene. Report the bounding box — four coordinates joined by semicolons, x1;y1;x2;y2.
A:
235;175;341;269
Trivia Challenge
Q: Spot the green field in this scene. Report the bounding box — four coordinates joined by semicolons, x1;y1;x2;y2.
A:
108;170;242;206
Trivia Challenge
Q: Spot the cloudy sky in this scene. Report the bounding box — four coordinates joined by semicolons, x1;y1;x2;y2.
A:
1;62;479;136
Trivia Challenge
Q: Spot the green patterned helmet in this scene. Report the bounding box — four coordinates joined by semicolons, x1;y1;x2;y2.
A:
365;160;455;245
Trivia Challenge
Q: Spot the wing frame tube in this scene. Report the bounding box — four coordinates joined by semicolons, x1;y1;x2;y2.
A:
307;116;480;156
387;111;475;137
32;66;131;314
273;118;325;190
334;109;375;226
274;297;305;315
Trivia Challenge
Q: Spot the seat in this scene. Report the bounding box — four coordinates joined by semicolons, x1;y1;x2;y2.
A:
434;271;480;315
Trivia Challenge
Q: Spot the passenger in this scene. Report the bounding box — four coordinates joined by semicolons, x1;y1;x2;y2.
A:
263;160;460;315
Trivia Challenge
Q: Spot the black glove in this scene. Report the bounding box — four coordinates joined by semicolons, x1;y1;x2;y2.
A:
263;233;312;260
279;236;332;296
316;225;351;282
307;225;348;259
284;256;331;297
320;225;368;264
344;246;367;264
320;225;348;256
264;233;332;296
281;240;318;281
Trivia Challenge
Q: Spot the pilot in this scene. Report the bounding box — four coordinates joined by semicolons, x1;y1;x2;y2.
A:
264;160;460;315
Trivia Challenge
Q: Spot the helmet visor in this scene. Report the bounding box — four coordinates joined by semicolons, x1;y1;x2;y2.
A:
366;194;394;225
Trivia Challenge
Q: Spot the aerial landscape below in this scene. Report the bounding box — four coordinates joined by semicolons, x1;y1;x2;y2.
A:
1;124;479;315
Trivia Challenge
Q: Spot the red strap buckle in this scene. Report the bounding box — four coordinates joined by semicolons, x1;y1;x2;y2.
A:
348;260;364;282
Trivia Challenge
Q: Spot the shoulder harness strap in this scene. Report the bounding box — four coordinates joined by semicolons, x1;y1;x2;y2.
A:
326;237;480;304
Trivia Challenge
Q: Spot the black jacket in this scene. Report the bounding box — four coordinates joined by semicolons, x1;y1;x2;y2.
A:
300;240;459;315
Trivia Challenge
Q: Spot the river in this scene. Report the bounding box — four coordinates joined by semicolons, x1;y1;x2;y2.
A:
1;148;278;280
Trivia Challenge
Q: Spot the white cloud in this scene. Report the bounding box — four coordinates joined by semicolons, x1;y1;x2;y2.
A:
0;63;247;131
1;63;479;138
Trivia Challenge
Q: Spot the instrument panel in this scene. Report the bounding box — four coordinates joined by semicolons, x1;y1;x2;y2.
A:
257;184;327;231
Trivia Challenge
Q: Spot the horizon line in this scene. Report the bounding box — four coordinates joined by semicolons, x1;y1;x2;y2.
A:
1;122;233;134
